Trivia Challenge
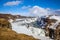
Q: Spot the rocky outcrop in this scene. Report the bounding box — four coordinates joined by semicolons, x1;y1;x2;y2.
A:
54;24;60;40
0;18;12;29
45;16;60;40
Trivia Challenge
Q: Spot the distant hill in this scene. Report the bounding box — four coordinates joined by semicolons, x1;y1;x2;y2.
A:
0;13;35;20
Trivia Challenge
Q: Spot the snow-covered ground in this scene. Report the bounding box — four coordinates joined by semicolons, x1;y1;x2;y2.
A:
9;17;53;40
49;15;60;21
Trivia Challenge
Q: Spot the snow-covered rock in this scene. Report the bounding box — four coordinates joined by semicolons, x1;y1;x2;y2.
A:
49;15;60;21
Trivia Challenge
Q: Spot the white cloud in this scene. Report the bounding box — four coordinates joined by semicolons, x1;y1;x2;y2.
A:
21;6;31;10
4;1;22;6
29;6;52;17
29;6;60;17
54;9;60;15
20;6;54;16
56;9;60;11
20;6;60;16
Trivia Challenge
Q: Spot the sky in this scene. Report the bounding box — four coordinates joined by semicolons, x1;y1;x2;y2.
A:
0;0;60;16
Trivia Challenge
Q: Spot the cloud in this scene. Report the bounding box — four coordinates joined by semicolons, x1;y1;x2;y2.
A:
21;6;31;10
4;1;22;6
54;9;60;15
28;6;60;17
20;6;55;16
29;6;53;17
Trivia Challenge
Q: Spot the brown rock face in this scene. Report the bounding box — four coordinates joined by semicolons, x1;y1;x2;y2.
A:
45;17;60;40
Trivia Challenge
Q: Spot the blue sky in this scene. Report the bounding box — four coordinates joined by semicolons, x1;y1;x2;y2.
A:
0;0;60;16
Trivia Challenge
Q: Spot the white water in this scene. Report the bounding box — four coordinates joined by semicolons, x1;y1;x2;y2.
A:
9;18;53;40
11;22;52;40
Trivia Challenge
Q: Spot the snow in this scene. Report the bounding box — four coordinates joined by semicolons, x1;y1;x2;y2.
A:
9;18;53;40
8;19;13;23
49;15;60;21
